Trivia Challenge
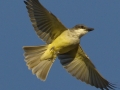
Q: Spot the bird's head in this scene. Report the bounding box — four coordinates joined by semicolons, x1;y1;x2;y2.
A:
72;24;94;38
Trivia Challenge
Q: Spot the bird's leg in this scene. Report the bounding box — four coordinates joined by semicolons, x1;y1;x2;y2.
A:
50;47;59;54
50;47;59;59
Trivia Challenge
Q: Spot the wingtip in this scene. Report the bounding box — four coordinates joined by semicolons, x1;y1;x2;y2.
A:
108;82;119;90
24;0;27;5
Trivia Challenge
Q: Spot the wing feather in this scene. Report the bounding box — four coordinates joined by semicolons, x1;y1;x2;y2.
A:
58;46;115;89
24;0;67;44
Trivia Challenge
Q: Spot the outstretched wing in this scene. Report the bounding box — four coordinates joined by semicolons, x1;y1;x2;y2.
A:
24;0;67;44
58;46;115;90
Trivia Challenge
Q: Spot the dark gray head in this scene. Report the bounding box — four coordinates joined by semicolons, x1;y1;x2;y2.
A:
72;24;94;37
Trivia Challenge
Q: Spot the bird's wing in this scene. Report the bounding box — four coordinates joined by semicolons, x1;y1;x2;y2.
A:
58;45;115;90
24;0;67;44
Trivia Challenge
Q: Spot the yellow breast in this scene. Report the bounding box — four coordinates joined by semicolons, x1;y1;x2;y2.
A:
51;30;79;54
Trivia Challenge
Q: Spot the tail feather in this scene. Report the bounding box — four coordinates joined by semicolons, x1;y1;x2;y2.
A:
39;60;54;80
23;45;55;81
35;60;54;81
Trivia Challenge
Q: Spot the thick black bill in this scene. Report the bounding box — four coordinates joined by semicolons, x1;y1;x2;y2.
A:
87;27;94;31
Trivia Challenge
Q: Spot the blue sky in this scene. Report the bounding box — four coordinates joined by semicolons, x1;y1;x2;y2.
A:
0;0;120;90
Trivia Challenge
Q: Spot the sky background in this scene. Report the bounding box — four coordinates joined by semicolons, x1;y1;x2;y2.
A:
0;0;120;90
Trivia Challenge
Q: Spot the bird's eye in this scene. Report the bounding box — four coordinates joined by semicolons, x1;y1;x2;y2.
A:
80;25;84;29
74;25;86;29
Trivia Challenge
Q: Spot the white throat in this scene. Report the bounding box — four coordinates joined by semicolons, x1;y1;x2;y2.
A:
74;28;88;38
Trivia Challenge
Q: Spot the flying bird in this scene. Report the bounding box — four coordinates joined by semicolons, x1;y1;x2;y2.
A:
23;0;116;89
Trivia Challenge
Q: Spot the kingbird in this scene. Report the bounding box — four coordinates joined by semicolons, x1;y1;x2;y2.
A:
23;0;116;89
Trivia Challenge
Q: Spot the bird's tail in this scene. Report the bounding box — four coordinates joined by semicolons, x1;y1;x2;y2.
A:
23;45;55;81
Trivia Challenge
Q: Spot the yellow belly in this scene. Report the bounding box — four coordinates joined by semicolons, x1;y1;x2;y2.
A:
40;31;79;60
51;31;79;54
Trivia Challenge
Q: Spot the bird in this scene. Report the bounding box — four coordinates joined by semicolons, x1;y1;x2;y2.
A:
23;0;116;89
